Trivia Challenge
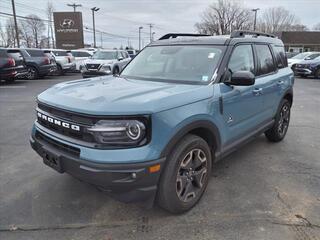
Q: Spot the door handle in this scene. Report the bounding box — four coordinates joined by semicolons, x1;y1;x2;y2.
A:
252;88;263;95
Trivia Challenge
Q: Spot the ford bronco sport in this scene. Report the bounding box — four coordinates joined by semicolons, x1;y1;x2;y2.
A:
30;31;294;213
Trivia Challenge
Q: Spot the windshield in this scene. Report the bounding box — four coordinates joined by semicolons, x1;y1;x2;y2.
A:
291;52;310;60
92;51;117;60
304;53;320;60
121;45;224;83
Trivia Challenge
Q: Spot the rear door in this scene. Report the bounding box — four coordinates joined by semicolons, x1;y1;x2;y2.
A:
253;44;279;120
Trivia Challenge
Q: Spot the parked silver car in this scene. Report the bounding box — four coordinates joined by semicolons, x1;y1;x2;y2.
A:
80;50;131;78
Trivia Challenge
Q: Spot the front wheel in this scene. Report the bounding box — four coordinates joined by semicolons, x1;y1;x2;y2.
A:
265;99;291;142
26;66;38;80
157;134;212;214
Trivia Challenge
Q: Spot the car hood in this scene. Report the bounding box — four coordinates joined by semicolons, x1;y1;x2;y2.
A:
297;59;320;65
37;76;213;115
84;59;115;65
288;59;302;65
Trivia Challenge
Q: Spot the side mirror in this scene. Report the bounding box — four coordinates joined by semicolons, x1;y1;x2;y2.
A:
118;57;124;61
225;70;255;86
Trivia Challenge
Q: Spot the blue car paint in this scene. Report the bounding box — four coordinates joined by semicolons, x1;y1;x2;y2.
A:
32;65;293;164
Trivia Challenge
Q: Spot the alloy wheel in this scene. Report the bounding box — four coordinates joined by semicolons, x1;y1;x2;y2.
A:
278;104;290;137
176;149;208;203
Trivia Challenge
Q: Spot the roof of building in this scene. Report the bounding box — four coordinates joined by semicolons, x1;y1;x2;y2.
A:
278;31;320;45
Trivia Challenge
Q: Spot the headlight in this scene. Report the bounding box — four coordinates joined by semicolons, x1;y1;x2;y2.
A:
87;119;149;147
100;64;111;74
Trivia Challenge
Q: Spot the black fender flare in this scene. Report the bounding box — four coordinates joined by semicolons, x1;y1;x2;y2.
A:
160;120;221;160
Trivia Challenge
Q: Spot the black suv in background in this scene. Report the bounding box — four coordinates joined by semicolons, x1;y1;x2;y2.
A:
17;49;57;80
0;48;28;83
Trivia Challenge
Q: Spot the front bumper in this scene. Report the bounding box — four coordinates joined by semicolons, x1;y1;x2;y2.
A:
294;68;313;75
30;128;165;203
82;70;111;78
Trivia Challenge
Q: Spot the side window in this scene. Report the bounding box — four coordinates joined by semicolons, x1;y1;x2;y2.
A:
121;51;128;59
71;52;78;57
255;44;276;75
273;46;287;69
228;45;254;74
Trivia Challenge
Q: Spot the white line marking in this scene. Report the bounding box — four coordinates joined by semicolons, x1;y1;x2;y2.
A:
0;86;26;89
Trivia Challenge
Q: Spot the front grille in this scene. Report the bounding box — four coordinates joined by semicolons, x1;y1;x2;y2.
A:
35;131;80;157
86;63;100;70
37;103;96;143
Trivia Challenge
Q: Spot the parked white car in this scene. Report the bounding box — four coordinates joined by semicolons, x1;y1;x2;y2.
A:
288;52;320;69
44;49;76;75
70;50;93;71
80;49;131;78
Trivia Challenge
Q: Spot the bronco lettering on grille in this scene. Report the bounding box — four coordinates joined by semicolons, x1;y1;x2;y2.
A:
37;112;80;131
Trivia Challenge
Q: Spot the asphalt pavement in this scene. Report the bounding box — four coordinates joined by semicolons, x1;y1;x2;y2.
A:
0;74;319;240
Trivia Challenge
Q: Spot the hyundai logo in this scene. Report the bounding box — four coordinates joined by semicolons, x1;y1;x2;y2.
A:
60;19;75;28
37;111;80;131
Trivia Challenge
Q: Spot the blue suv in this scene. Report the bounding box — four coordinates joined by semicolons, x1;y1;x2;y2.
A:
30;31;294;213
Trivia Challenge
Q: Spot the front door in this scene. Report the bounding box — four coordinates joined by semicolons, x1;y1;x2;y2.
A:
219;44;265;145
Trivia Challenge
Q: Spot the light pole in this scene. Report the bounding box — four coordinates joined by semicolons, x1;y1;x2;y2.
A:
91;7;100;48
252;8;260;31
11;0;20;47
138;26;143;50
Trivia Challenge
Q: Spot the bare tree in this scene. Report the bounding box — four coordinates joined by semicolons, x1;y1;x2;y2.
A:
20;14;46;48
195;0;252;35
313;23;320;31
2;18;17;47
257;7;301;33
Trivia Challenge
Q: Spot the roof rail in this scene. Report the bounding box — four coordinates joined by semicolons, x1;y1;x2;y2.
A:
230;30;276;38
159;33;210;40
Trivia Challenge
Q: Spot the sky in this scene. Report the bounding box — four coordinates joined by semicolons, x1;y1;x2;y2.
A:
1;0;320;49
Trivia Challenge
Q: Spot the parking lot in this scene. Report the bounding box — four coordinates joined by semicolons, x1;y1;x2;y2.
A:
0;74;319;240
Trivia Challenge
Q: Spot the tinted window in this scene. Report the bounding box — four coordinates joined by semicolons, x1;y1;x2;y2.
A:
255;45;276;75
52;51;68;56
79;52;91;57
121;51;129;58
7;50;23;60
228;45;254;73
0;50;7;58
273;46;287;69
26;49;45;57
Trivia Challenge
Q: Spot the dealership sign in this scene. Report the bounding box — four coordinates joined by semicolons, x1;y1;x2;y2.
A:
53;12;84;49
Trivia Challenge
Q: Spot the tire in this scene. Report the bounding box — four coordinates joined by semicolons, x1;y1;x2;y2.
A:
265;99;291;142
157;134;212;214
56;65;64;76
314;69;320;79
5;77;15;84
113;66;120;75
26;66;38;80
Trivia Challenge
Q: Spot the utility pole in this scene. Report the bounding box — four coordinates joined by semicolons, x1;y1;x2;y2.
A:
11;0;20;47
138;26;143;50
252;8;260;31
91;7;100;48
67;3;82;12
152;32;155;42
148;23;153;43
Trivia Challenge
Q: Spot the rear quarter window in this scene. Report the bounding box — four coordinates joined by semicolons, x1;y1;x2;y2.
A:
26;49;45;57
273;46;288;69
7;50;23;60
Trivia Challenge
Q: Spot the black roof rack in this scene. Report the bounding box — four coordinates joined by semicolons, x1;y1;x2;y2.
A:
230;30;276;38
159;33;210;40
